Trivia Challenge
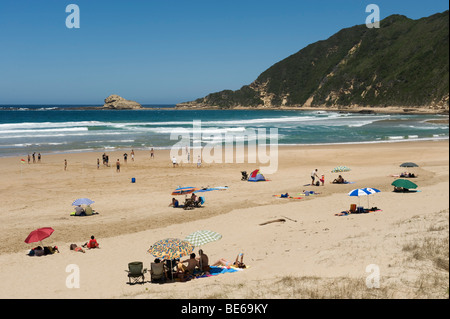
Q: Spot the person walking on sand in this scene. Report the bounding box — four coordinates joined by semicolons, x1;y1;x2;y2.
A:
97;158;100;169
131;149;135;161
64;159;67;171
116;159;120;172
38;153;41;163
172;156;178;168
123;152;128;163
32;152;36;163
150;148;154;159
27;154;30;164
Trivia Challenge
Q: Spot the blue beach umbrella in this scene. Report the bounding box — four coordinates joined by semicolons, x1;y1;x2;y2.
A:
348;188;370;207
72;198;95;206
171;187;198;196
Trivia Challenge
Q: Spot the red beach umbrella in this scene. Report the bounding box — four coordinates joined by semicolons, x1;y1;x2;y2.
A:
24;227;54;244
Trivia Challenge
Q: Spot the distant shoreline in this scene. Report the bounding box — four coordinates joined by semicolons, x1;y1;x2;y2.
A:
175;105;449;116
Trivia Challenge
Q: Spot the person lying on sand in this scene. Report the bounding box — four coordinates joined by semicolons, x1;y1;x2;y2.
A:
70;243;85;253
212;253;246;268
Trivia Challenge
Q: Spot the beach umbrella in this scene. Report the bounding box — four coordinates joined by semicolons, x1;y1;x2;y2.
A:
148;238;194;260
331;166;351;173
72;198;95;206
24;227;54;244
148;238;194;280
171;187;197;196
184;230;222;247
348;188;370;207
362;187;381;208
184;230;222;272
392;179;418;189
400;162;418;168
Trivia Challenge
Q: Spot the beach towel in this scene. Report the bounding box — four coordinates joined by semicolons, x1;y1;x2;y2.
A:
273;195;302;199
194;266;239;278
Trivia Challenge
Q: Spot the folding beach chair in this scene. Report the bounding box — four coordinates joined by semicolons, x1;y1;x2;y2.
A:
150;262;166;283
125;261;147;284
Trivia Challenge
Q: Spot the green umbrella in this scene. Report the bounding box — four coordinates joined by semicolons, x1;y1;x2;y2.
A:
392;179;418;189
184;230;222;247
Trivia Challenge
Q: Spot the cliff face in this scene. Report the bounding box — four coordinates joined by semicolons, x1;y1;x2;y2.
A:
103;94;142;109
178;11;449;111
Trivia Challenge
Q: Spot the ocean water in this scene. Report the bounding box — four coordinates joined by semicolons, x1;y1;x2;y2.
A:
0;105;448;157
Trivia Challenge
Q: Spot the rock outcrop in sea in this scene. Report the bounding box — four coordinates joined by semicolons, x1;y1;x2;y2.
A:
103;94;142;109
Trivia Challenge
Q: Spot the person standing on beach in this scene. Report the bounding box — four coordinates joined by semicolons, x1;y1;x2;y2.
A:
32;152;36;163
38;153;41;163
97;158;100;169
27;154;30;164
123;153;128;163
311;169;318;185
131;149;135;161
197;156;202;168
64;159;67;171
150;148;154;159
172;156;178;168
116;159;120;172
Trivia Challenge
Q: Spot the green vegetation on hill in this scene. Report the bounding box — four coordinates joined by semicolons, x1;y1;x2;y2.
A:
180;11;449;109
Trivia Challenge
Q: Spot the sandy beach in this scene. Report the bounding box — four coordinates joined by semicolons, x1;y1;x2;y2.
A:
0;140;448;299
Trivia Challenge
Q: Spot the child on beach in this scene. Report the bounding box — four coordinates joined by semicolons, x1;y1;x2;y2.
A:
83;236;99;249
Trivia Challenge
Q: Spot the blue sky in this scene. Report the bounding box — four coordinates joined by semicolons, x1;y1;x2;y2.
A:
0;0;448;104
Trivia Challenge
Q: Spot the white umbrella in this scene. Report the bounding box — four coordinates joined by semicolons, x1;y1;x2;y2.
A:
362;187;380;208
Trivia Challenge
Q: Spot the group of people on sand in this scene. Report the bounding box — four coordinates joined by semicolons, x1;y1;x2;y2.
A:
169;193;203;208
28;235;100;256
310;169;325;186
150;250;246;283
27;245;59;257
70;235;100;253
27;152;42;164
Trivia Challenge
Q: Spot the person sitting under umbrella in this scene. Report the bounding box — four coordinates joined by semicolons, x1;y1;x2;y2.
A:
74;205;85;216
196;249;210;274
179;253;199;277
